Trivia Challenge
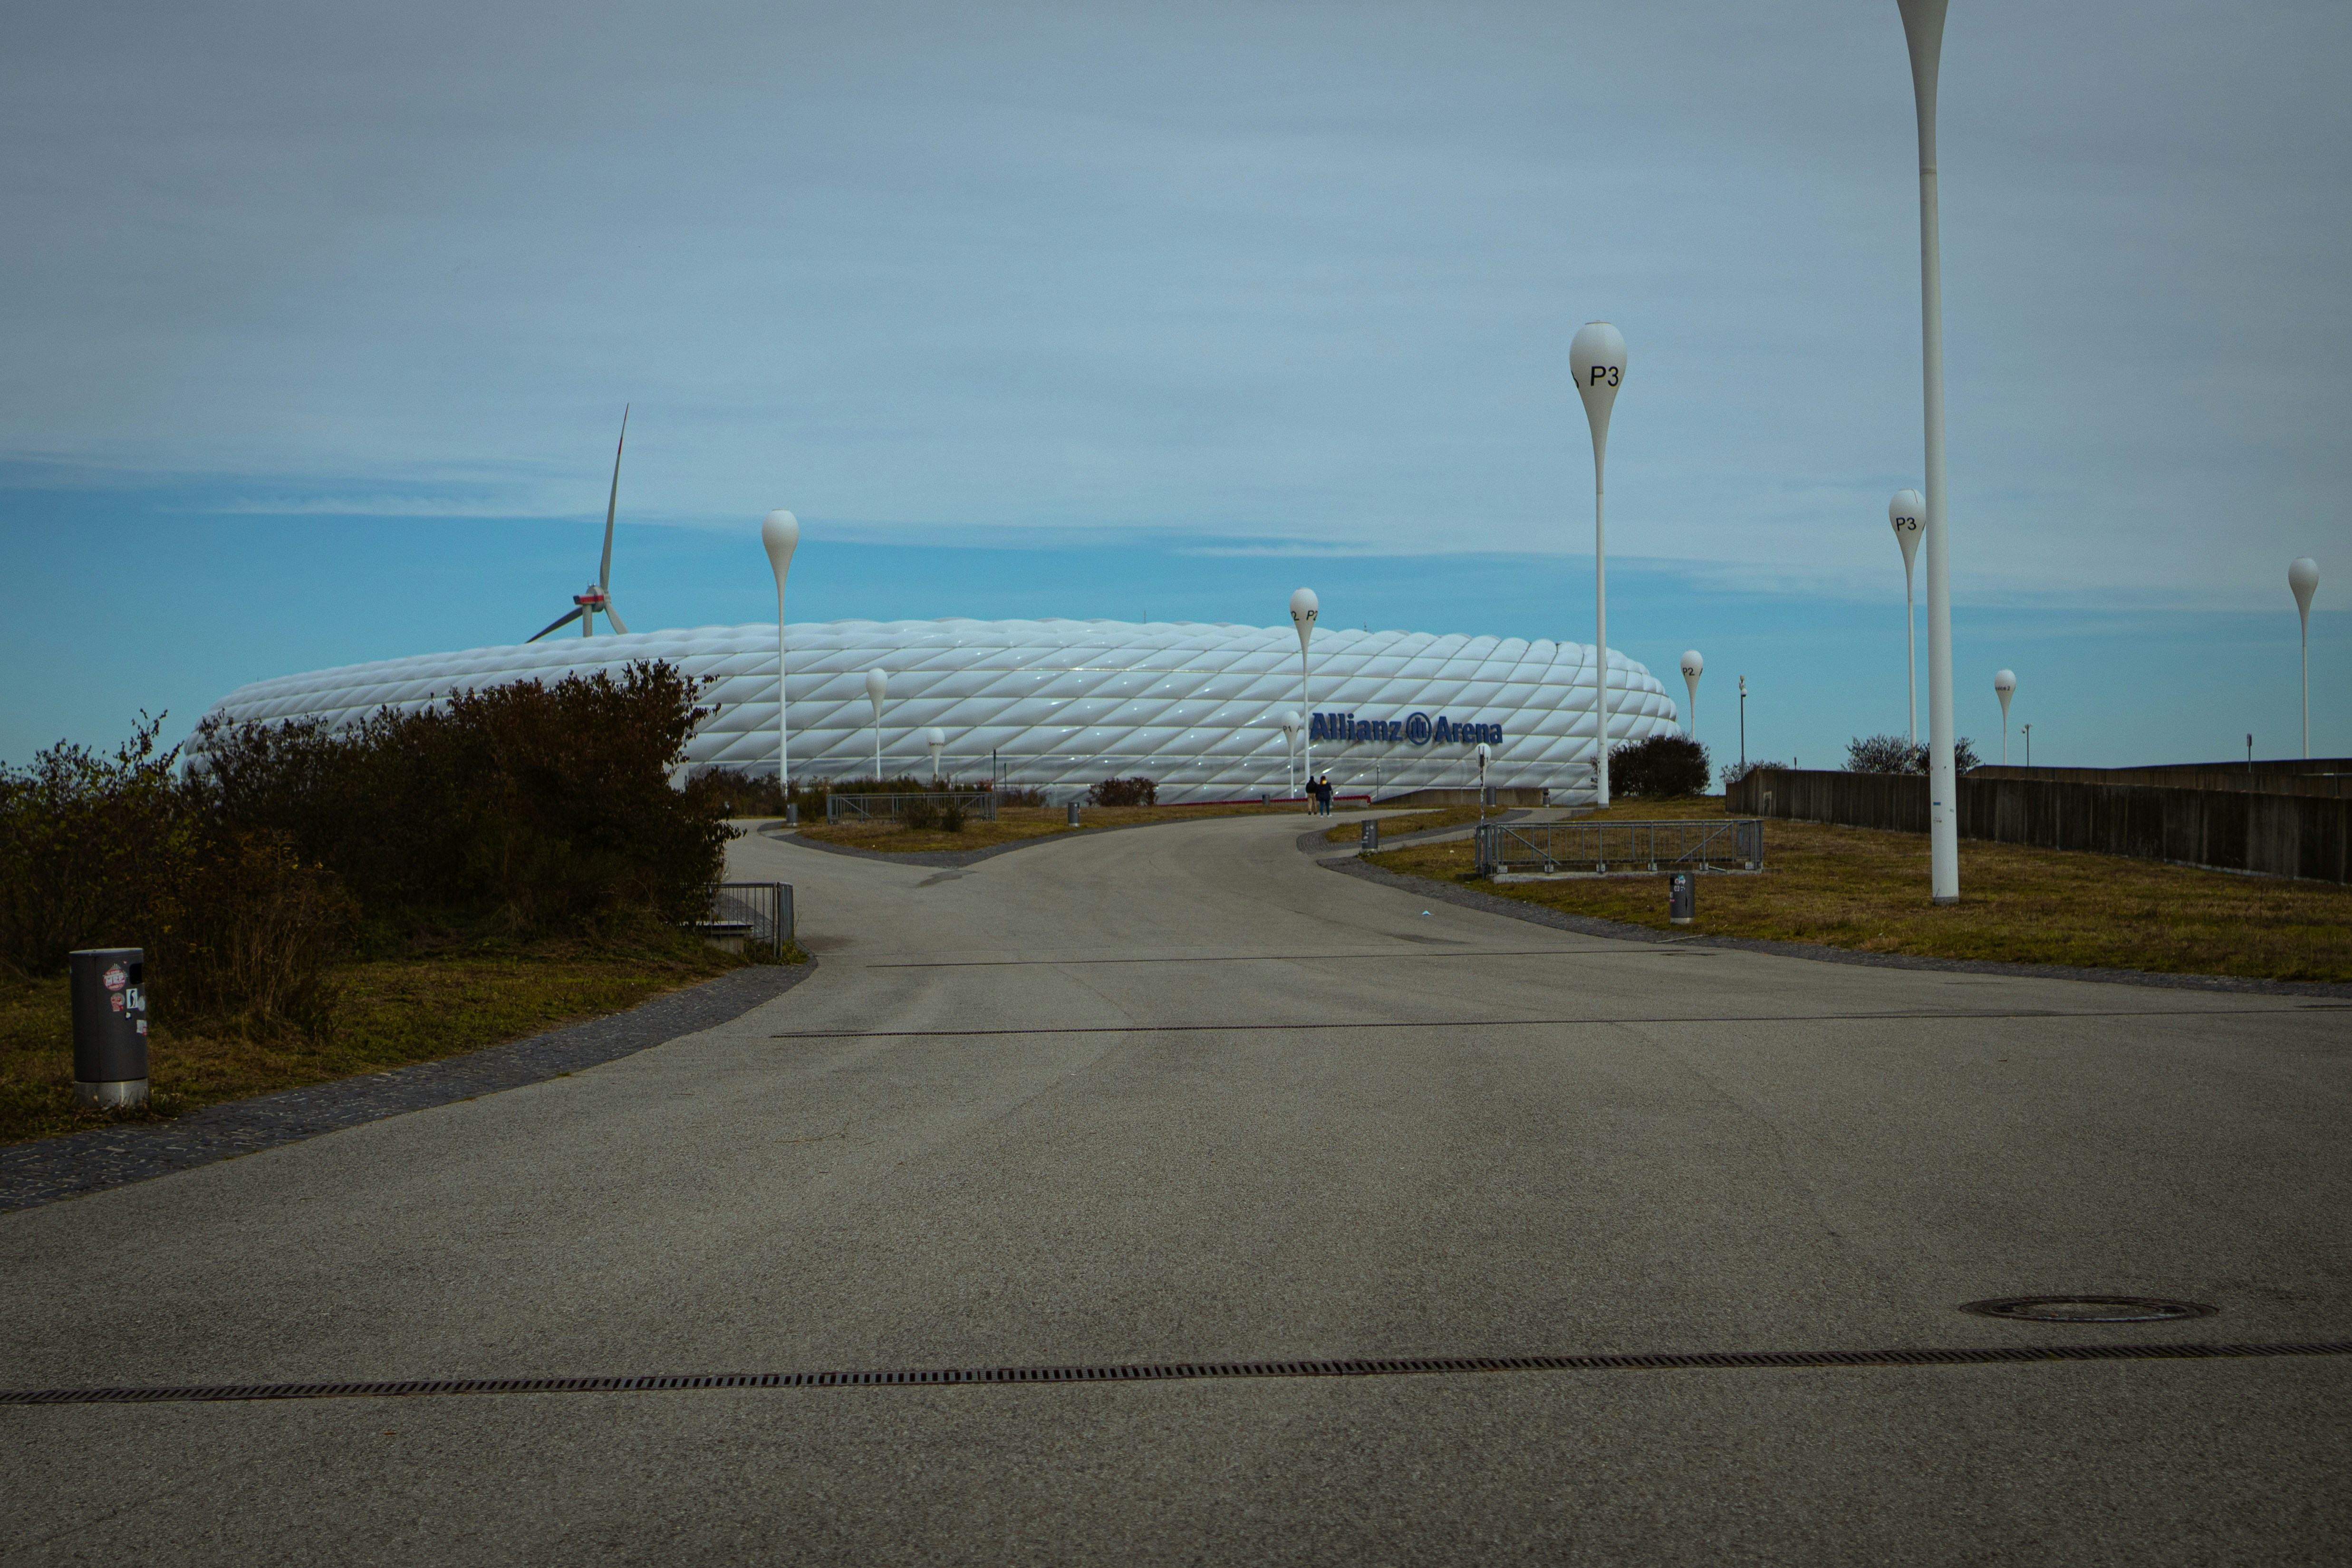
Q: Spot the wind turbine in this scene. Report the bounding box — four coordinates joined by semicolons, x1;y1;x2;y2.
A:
529;407;634;641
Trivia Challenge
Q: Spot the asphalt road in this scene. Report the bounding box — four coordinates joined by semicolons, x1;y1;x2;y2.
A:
3;812;2346;1564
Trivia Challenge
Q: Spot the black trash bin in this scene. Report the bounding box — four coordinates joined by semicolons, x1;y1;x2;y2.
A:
70;947;149;1109
1668;873;1695;926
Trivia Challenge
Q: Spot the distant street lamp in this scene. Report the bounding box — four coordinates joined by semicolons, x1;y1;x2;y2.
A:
1475;741;1491;820
1738;676;1748;772
1570;321;1628;808
2020;722;2032;768
925;727;946;783
866;669;889;782
1994;669;2016;764
761;510;800;794
1889;489;1924;745
2290;557;2320;758
1899;0;1961;903
1680;651;1704;741
1290;588;1319;791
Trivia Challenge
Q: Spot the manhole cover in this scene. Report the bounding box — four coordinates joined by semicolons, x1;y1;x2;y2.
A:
1962;1296;2217;1324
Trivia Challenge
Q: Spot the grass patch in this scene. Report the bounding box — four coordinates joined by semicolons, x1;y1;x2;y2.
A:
1364;796;2352;983
789;801;1303;855
0;933;752;1145
1324;804;1496;843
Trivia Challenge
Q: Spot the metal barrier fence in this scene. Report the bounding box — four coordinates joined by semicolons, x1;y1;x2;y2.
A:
693;882;795;956
1474;819;1764;877
825;791;1001;825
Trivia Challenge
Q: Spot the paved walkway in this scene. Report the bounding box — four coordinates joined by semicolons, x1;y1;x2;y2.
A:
1;813;2344;1563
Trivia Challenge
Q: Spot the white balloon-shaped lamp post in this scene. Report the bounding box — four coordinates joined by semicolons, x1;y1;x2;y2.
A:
1679;650;1704;741
1570;321;1627;808
925;726;946;784
761;510;800;797
1889;489;1924;745
1289;588;1319;798
2290;558;2320;758
1899;0;1961;903
1993;669;2016;765
865;669;889;782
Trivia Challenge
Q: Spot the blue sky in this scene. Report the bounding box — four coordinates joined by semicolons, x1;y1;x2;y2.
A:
3;1;2344;768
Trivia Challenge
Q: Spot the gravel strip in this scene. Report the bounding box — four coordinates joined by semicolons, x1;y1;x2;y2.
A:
1324;855;2352;1000
0;962;819;1215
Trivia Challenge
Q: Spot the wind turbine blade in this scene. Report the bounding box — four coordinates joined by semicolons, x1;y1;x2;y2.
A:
528;607;585;642
602;600;629;635
600;404;628;592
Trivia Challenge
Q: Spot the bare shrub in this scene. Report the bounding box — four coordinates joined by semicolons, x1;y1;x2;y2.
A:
1843;734;1985;774
1088;777;1158;807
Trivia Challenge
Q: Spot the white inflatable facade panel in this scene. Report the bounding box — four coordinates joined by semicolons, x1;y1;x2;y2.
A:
191;619;1683;802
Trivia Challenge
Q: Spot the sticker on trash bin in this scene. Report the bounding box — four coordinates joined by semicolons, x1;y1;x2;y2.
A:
136;1021;147;1035
125;987;142;1010
103;965;127;990
111;993;125;1011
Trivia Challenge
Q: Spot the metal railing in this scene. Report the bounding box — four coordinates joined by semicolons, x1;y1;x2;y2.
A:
1473;819;1764;877
824;791;1000;825
691;881;795;957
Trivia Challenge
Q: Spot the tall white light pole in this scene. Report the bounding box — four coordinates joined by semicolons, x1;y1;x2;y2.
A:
1680;651;1704;741
1899;0;1961;903
1889;489;1924;745
865;669;888;782
761;510;800;796
1571;321;1627;808
925;727;946;783
2290;558;2320;758
1290;588;1319;790
1993;669;2016;764
1475;740;1491;819
1281;714;1301;797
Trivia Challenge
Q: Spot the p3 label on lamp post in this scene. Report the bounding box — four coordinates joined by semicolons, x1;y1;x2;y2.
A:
1570;321;1627;809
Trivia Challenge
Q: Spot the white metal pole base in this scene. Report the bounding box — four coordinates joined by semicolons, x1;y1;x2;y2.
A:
75;1078;149;1111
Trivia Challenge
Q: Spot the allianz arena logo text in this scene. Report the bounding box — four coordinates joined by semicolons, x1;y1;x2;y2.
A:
1309;712;1502;746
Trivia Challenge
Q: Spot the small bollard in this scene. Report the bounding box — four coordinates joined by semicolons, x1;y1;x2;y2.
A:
70;947;149;1109
1067;801;1082;827
1668;872;1695;926
1361;819;1379;851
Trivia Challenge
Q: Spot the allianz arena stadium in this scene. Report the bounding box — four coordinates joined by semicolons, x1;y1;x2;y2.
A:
191;619;1683;803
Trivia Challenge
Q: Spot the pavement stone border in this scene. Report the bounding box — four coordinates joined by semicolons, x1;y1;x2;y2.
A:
1324;854;2352;1001
0;962;819;1216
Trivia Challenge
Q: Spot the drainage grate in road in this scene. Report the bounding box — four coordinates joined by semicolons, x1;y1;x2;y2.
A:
5;1339;2345;1407
1962;1297;2219;1324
